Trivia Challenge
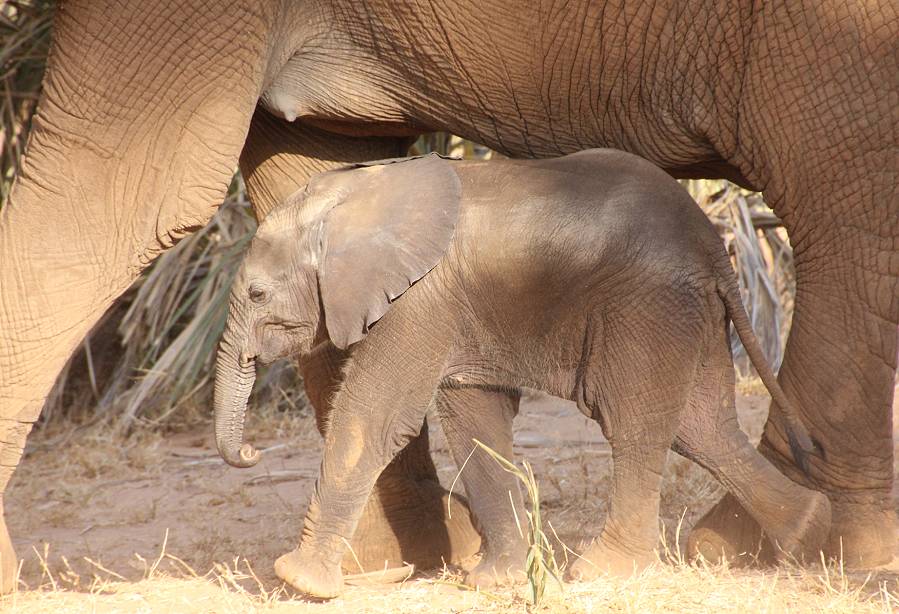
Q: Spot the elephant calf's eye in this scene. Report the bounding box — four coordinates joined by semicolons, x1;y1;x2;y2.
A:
248;284;269;304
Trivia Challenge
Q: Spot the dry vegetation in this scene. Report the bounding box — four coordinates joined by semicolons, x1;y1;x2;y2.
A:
0;1;51;205
7;562;897;614
3;2;897;613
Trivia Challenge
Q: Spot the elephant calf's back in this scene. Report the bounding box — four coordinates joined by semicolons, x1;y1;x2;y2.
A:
453;151;722;288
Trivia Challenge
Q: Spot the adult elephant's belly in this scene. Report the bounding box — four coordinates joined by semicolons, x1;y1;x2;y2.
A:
259;85;756;192
257;52;751;185
665;159;759;191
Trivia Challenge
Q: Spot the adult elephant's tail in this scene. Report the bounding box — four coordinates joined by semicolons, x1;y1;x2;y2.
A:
713;253;823;476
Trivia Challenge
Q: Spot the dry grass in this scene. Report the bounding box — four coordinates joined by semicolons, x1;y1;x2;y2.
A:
4;537;896;613
470;439;563;605
0;0;51;206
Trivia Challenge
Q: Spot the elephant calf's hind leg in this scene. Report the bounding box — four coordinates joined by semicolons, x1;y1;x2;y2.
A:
436;386;527;588
675;361;831;564
567;319;689;581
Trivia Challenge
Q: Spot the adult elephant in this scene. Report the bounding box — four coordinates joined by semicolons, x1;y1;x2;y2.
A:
0;0;895;592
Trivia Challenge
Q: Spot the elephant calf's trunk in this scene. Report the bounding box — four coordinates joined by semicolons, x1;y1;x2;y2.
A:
214;344;262;468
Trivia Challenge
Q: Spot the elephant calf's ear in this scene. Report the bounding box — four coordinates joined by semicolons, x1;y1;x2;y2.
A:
319;155;462;350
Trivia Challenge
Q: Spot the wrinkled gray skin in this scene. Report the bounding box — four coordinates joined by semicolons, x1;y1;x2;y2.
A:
1;0;896;593
215;151;833;598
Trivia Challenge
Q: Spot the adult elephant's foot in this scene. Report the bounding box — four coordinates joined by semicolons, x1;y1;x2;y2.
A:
0;504;17;594
690;483;897;568
688;493;774;566
339;447;481;573
0;419;32;594
463;545;529;589
824;501;897;568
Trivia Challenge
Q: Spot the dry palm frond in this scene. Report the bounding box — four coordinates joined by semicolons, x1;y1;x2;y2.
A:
685;180;795;376
0;1;53;207
42;176;260;428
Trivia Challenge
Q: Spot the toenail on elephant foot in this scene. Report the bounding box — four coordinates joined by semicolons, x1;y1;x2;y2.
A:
342;475;481;573
275;548;344;600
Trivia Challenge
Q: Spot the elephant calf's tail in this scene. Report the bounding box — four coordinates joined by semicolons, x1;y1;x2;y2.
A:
714;257;823;477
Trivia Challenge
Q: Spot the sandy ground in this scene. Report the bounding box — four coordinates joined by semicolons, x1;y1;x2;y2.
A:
3;389;898;612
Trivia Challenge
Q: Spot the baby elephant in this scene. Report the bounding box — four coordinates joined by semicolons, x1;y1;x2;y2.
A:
214;149;831;598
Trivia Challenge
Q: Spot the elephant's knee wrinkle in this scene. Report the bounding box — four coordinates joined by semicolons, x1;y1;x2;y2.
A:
381;415;429;463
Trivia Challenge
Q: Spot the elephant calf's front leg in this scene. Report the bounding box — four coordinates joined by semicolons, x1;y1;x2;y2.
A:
298;342;480;573
275;406;432;598
277;325;451;598
275;424;401;598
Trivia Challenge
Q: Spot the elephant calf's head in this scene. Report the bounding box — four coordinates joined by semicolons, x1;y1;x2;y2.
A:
214;154;462;467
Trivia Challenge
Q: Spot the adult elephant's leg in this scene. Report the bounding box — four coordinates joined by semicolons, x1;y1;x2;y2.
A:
297;342;480;571
239;106;414;218
692;9;897;567
692;230;898;566
0;1;280;593
693;150;897;566
240;110;480;569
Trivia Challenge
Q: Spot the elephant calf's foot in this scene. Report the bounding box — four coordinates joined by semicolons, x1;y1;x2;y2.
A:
566;538;656;582
275;548;343;600
464;545;529;588
343;473;481;572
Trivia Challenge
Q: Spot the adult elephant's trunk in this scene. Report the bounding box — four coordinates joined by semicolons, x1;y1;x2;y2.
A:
214;328;261;468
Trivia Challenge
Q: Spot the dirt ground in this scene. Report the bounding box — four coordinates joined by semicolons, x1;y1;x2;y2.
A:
3;387;898;613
